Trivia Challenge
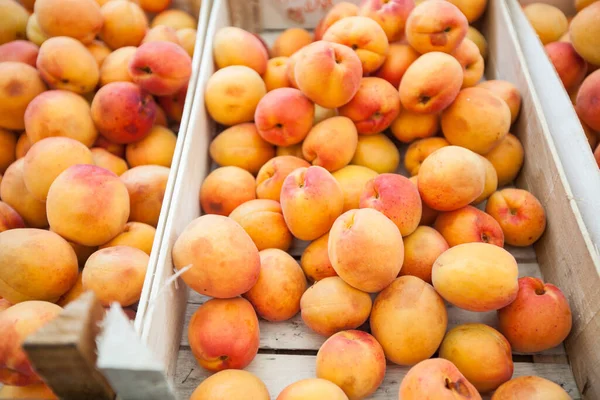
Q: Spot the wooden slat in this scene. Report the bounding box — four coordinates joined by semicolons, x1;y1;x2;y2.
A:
173;352;580;400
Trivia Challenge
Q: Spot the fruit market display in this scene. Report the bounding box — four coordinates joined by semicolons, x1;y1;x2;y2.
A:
0;0;197;396
524;1;600;168
174;1;573;400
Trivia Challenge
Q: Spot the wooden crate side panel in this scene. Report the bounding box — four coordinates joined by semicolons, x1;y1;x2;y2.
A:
138;0;228;379
488;1;600;398
134;0;214;334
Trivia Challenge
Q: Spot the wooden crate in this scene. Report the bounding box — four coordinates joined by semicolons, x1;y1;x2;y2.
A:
504;1;600;398
137;0;595;398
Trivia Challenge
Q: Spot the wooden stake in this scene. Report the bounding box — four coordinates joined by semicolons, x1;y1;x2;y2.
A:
22;291;116;400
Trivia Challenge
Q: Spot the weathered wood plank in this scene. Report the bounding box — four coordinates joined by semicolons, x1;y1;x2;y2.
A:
173;352;580;400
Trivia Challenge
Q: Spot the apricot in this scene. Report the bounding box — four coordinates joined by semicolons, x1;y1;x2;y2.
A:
86;40;111;68
411;176;440;226
406;0;468;54
272;28;312;57
0;0;29;45
188;297;259;371
435;205;504;247
91;82;157;144
546;42;587;92
199;166;255;216
441;87;510;154
176;28;196;57
351;134;400;173
332;165;378;212
484;133;524;186
15;133;31;159
486;188;546;246
277;379;349;400
294;41;362;109
399;358;482;399
37;37;99;94
404;137;449;176
213;26;270;74
157;83;187;122
400;226;449;283
23;137;93;201
339;77;400;135
34;0;102;43
25;90;98;147
316;330;386;399
280;166;344;240
120;165;169;227
263;56;291;92
0;159;47;228
314;2;359;41
255;88;314;146
476;80;522;124
125;125;176;168
576;70;600;131
300;276;371;337
359;173;421;236
432;242;519;311
452;38;485;88
0;228;78;303
26;14;48;47
0;129;16;174
91;148;128;176
0;40;39;67
276;143;305;159
0;301;62;385
190;370;269;400
172;214;260;298
47;165;129;246
467;26;488;59
229;199;293;251
0;383;57;399
244;248;306;322
129;41;192;96
323;16;389;74
391;110;439;143
0;201;25;232
82;246;147;306
418;146;485;211
492;376;571;400
141;25;179;45
0;62;46;131
99;46;136;86
439;324;513;392
94;135;125;158
524;3;568;45
329;208;403;292
371;276;447;365
67;240;97;269
373;43;419;88
100;0;148;49
400;52;463;114
56;271;84;306
138;0;170;13
210;123;274;174
570;2;600;66
99;221;155;255
256;155;310;201
498;277;572;354
151;9;196;31
359;0;414;42
302;116;358;172
205;65;266;126
300;232;337;282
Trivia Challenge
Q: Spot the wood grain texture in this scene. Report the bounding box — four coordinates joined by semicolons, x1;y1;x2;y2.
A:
173;352;581;400
503;1;600;398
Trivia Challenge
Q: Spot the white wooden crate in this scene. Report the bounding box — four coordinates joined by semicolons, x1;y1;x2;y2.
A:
135;0;599;398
